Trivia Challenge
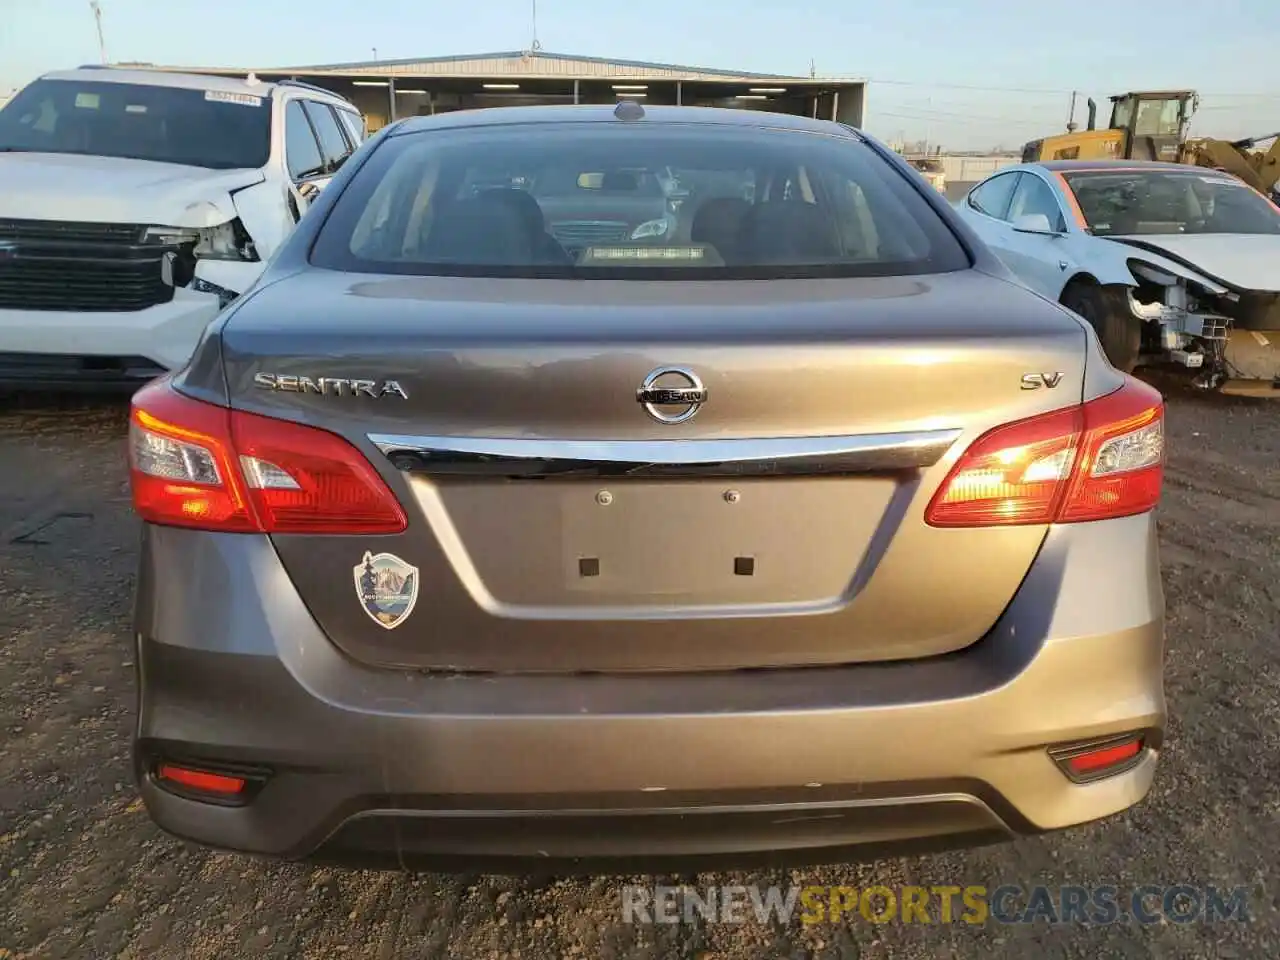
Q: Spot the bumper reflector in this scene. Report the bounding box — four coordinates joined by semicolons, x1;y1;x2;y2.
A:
1050;735;1145;782
156;763;248;797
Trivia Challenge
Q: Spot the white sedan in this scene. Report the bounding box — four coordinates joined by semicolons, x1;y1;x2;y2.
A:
954;159;1280;396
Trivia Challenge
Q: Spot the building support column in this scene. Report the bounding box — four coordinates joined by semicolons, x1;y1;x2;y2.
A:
573;79;580;104
676;81;682;106
387;77;397;122
831;90;839;121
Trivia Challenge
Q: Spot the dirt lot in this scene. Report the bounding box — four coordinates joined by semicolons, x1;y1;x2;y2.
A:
0;379;1277;960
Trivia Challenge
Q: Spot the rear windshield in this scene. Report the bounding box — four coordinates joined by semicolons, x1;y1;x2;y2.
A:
0;79;271;170
309;122;971;279
1063;170;1280;236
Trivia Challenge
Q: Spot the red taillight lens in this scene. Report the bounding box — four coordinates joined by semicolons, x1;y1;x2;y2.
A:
1065;739;1143;775
925;376;1164;527
231;406;408;534
925;405;1083;526
156;763;247;796
1050;734;1146;782
1058;378;1164;522
128;379;407;534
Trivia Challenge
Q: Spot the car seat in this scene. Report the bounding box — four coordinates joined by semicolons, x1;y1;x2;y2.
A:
690;197;752;264
472;189;573;265
420;195;535;264
741;200;842;263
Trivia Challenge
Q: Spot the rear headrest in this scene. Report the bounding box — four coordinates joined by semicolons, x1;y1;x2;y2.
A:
691;197;751;261
422;196;533;264
474;188;547;236
742;201;841;262
691;197;751;241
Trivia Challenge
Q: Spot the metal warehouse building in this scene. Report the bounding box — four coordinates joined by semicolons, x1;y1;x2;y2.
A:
142;50;867;132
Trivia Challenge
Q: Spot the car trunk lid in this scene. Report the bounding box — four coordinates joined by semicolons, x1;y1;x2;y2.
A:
221;268;1087;673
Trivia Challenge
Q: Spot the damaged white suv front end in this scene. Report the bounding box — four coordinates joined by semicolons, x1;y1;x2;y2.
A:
0;68;362;389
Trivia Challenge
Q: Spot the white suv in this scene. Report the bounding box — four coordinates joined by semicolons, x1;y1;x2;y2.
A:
0;67;364;389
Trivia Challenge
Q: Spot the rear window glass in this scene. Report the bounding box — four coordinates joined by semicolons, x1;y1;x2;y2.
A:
0;78;271;170
309;122;970;279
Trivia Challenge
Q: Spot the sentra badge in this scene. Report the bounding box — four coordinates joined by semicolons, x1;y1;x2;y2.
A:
254;372;408;399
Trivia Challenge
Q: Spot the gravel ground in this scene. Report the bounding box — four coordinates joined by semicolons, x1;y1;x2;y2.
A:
0;377;1277;959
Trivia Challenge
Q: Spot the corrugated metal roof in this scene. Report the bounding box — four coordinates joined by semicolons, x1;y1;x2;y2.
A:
155;50;866;84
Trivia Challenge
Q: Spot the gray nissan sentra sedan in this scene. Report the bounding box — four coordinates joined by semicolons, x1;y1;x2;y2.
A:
128;102;1166;873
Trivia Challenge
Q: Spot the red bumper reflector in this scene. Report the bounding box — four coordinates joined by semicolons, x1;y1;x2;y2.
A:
157;763;247;796
1061;738;1144;777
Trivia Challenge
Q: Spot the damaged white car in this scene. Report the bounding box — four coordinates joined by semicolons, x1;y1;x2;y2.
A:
0;67;363;389
956;159;1280;396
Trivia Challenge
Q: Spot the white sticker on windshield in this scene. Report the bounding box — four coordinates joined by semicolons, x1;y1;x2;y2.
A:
204;90;263;107
1199;175;1241;185
125;104;147;114
74;92;100;109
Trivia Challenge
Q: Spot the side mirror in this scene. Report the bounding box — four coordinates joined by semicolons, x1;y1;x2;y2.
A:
1012;213;1061;235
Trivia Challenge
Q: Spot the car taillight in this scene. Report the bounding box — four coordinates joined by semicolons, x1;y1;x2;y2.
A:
925;376;1163;527
1049;733;1147;782
128;379;407;534
156;763;248;796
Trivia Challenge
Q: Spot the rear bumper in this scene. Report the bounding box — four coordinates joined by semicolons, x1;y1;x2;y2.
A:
133;514;1166;872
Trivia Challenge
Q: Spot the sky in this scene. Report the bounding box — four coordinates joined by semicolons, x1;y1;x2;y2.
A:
2;0;1279;151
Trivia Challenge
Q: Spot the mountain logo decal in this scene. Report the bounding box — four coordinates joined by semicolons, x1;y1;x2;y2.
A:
353;551;419;630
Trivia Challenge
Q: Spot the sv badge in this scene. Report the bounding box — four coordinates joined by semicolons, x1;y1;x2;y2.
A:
1021;372;1064;390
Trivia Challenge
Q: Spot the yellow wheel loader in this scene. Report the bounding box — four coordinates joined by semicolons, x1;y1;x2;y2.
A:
1021;90;1280;200
1021;91;1198;164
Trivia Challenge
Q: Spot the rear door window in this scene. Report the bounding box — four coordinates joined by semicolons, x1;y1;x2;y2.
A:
310;122;972;279
284;100;324;180
302;101;353;170
336;107;366;144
